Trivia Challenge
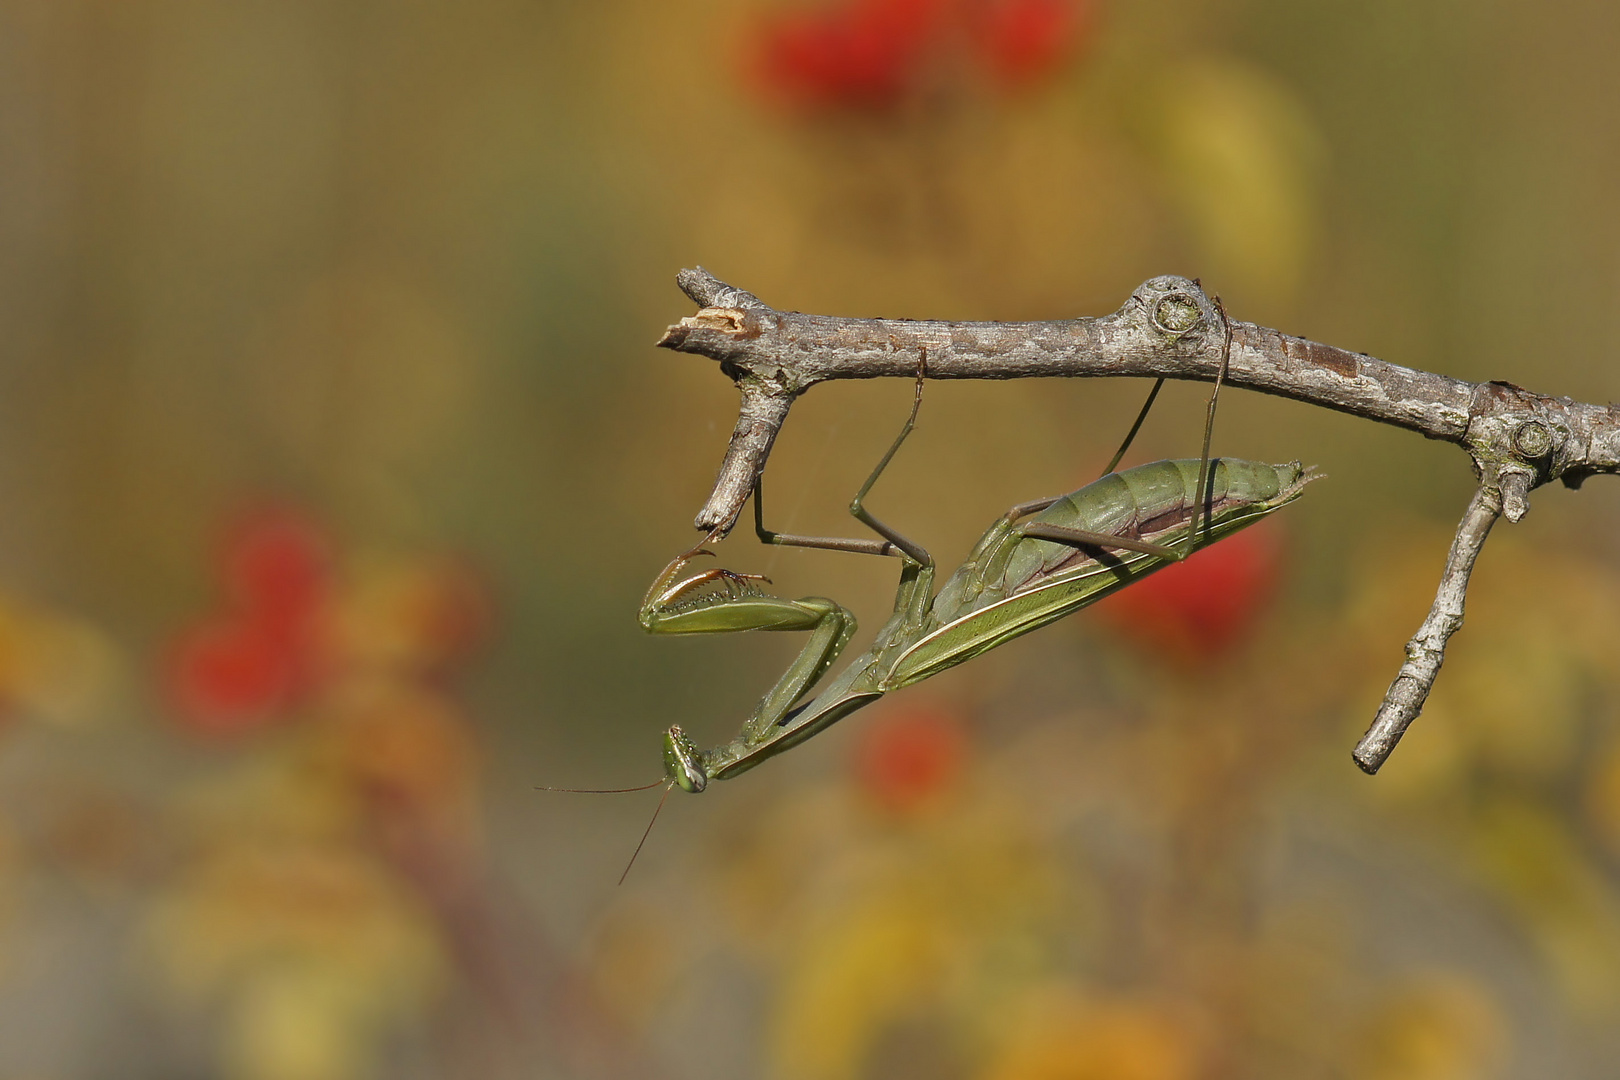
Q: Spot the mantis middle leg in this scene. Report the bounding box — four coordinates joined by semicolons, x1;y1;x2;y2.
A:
1013;298;1234;561
752;370;936;627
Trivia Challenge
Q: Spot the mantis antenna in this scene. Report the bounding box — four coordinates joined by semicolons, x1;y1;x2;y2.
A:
534;777;673;885
618;783;674;886
534;779;666;794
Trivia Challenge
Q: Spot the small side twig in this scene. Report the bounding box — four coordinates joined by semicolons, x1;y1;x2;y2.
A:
1352;484;1503;773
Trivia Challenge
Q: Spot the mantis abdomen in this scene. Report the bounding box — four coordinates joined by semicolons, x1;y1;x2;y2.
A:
890;459;1312;687
1007;458;1306;596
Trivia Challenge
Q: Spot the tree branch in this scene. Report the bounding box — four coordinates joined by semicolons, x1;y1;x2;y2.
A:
1352;483;1501;773
655;268;1620;769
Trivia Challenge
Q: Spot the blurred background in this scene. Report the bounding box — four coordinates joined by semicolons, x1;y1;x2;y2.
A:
1;1;1619;1077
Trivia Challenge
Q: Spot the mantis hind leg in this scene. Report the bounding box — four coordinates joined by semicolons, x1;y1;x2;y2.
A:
1034;295;1233;562
846;373;931;569
939;492;1180;614
1184;296;1233;557
753;363;936;640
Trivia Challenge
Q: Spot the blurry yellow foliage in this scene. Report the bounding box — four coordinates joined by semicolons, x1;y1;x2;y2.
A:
144;819;448;1080
145;840;443;1008
586;897;685;1027
329;553;485;678
222;961;404;1080
1352;974;1506;1080
0;595;121;727
1342;525;1620;793
770;892;956;1080
138;527;493;1079
1340;527;1620;1012
1465;797;1620;1013
175;741;359;846
1135;57;1323;303
143;625;484;1079
757;785;1063;1080
1583;739;1620;857
318;676;483;852
981;986;1198;1080
707;785;864;960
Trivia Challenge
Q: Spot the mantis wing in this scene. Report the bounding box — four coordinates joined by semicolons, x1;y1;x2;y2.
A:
884;459;1313;689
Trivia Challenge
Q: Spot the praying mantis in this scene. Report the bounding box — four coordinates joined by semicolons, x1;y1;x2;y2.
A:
638;323;1318;797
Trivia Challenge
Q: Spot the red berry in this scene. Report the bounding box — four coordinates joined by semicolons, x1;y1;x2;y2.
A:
222;508;332;634
168;619;299;737
756;0;946;111
853;706;967;814
974;0;1093;89
1097;524;1283;664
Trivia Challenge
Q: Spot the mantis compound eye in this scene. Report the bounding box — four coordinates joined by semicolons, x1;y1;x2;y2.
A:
662;726;707;793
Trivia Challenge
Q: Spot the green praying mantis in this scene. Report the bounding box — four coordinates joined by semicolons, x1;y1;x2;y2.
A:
635;329;1317;801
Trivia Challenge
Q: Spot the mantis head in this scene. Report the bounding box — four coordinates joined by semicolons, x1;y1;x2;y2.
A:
662;725;708;793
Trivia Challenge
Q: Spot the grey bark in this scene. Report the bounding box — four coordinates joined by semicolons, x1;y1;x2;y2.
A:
1352;484;1501;772
655;268;1620;772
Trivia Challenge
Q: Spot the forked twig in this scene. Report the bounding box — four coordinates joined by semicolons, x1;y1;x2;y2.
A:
1352;484;1502;772
654;268;1620;770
